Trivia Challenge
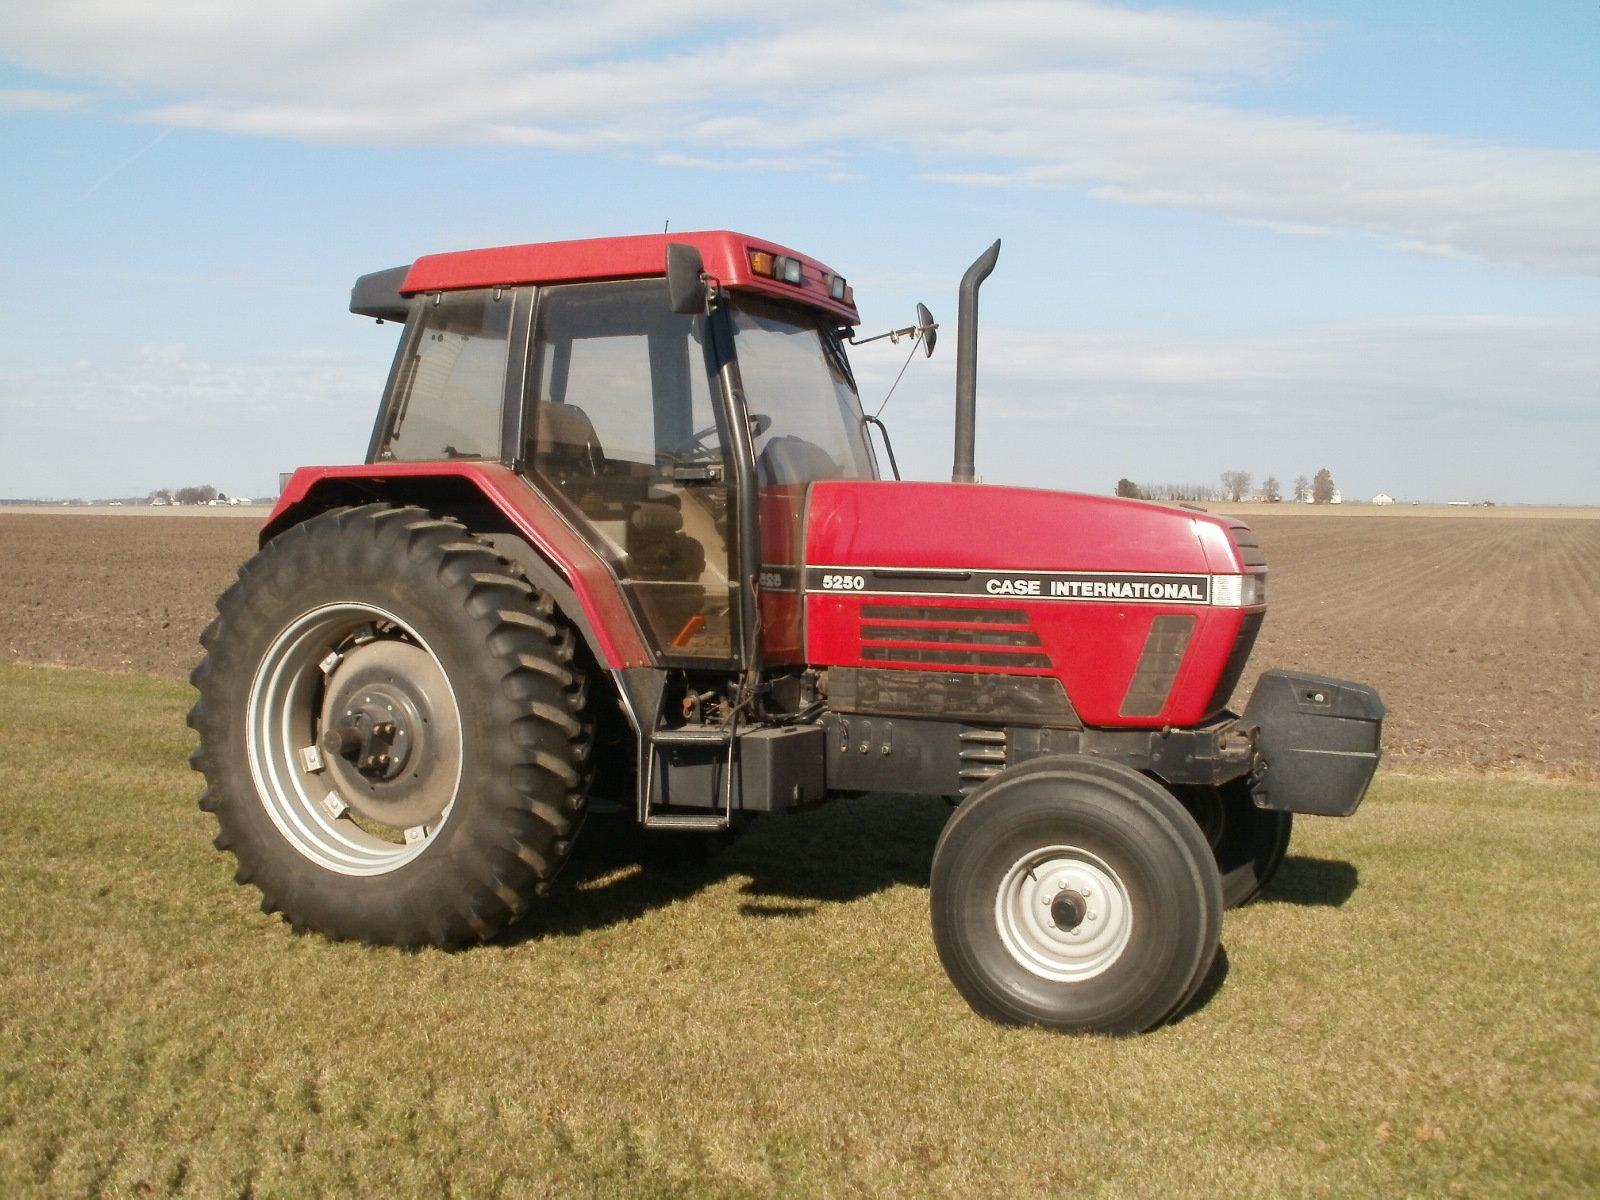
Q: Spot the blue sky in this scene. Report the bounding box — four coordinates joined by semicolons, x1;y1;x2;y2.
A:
2;1;1597;503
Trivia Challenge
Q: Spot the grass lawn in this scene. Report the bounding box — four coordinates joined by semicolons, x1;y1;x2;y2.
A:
1;663;1596;1197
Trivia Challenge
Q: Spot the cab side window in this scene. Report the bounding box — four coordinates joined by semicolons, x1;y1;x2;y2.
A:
380;289;511;462
527;280;734;661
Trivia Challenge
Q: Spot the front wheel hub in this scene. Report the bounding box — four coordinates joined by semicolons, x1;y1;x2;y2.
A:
1049;888;1088;931
995;846;1134;982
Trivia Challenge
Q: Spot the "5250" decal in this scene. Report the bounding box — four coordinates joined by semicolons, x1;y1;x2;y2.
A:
819;573;867;591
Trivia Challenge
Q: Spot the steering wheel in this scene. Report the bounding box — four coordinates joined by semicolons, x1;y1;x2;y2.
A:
667;413;772;462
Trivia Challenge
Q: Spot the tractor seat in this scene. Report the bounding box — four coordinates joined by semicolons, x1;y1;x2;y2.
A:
529;401;604;478
757;435;842;486
627;497;706;582
527;402;637;520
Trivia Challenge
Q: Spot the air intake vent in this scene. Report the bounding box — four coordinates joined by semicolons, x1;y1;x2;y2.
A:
1121;614;1196;717
859;607;1052;671
958;727;1007;797
862;604;1028;624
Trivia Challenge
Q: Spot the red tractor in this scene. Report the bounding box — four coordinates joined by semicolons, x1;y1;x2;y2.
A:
190;231;1383;1033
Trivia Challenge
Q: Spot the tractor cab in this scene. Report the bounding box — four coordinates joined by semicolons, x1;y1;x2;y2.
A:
353;232;874;669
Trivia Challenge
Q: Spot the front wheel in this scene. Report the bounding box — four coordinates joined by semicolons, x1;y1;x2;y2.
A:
930;757;1222;1034
1180;780;1293;909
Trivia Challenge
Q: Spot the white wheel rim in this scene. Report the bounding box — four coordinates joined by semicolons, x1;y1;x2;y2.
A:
994;845;1133;982
246;602;462;876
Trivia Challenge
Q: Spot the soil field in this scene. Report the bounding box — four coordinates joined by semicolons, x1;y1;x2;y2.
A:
0;510;1596;777
1239;515;1599;777
1210;503;1600;520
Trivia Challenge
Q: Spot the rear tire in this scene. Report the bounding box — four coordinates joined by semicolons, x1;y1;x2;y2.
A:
930;756;1222;1034
188;505;593;947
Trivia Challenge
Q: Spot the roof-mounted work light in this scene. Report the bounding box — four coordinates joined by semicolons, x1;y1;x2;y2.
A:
749;248;804;284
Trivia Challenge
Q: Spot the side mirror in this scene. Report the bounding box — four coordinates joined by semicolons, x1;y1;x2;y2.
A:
666;243;707;314
917;302;937;357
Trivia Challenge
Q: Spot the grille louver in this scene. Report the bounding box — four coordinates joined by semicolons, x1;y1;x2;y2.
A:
859;605;1053;671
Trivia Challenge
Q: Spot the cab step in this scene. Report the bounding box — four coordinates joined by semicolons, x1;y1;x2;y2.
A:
650;726;735;747
638;813;731;831
640;714;738;831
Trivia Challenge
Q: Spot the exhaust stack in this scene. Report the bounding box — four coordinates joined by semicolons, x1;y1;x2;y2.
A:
952;239;1001;484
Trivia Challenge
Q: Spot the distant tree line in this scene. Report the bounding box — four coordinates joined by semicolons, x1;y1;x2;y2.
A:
148;485;219;505
1116;468;1339;504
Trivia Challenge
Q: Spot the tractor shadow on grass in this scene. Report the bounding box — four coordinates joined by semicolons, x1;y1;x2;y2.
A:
498;793;949;945
1262;856;1359;908
1171;946;1230;1025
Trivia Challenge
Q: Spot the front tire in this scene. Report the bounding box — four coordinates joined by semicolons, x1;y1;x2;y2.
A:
188;505;593;947
1181;780;1293;909
930;757;1222;1034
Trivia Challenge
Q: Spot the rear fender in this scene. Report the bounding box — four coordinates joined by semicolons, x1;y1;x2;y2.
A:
265;463;651;669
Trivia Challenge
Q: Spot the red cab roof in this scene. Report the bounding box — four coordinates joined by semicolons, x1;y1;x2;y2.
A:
400;230;859;325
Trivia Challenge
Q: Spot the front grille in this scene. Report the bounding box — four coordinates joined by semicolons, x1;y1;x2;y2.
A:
859;606;1052;671
862;604;1028;624
862;645;1052;669
862;624;1042;647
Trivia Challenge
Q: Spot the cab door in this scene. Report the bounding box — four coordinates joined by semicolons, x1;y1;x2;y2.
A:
522;280;739;665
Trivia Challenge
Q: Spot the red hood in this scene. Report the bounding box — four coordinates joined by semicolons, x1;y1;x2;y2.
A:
804;481;1246;576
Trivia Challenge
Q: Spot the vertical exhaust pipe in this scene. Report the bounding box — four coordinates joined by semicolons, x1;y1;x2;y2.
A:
952;239;1001;483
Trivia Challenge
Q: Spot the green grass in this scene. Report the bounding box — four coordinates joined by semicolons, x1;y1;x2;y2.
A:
1;663;1596;1198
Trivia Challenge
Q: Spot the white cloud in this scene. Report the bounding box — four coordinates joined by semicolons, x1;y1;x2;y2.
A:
983;317;1600;419
0;86;89;110
0;341;383;497
0;343;372;424
850;315;1600;501
4;1;1597;273
654;153;836;173
1;315;1593;501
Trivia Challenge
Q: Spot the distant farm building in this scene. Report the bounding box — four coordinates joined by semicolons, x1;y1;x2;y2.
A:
1372;493;1395;505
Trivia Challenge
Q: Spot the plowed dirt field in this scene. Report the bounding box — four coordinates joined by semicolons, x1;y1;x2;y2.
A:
1;509;1595;777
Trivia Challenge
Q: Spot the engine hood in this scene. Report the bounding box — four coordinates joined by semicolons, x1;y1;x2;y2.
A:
799;480;1264;728
804;480;1250;578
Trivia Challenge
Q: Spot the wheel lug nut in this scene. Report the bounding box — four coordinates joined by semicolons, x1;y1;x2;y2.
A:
1088;911;1098;921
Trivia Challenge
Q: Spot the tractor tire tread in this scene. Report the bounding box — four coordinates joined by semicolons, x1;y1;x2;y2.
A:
188;503;594;949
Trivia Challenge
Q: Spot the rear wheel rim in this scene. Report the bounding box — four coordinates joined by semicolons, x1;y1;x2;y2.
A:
246;602;462;876
994;845;1133;982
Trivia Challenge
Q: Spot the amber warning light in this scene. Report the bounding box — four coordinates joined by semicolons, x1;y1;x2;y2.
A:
749;248;848;301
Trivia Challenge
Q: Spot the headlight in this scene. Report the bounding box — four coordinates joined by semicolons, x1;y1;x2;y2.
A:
1211;573;1267;607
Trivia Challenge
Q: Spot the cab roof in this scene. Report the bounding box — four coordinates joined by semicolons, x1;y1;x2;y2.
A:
350;230;859;326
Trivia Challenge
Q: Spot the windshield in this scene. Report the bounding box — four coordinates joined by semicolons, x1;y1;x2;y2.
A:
730;300;877;484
